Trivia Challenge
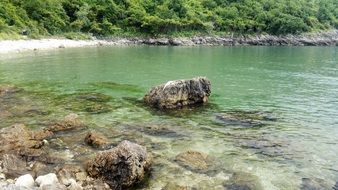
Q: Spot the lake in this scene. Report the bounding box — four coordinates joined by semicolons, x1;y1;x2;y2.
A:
0;46;337;189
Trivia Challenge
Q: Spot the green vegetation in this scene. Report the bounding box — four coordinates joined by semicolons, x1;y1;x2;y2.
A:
0;0;337;39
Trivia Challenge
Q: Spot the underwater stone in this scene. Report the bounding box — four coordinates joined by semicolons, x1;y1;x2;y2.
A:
144;77;211;109
174;150;219;175
48;113;83;132
216;110;277;127
223;172;263;190
86;140;152;190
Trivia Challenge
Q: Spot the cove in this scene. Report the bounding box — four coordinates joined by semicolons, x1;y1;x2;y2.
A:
0;46;337;189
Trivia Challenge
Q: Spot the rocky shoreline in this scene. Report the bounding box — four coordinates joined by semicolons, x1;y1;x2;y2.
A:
0;30;337;54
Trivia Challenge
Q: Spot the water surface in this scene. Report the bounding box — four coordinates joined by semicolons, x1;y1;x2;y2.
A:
0;46;337;189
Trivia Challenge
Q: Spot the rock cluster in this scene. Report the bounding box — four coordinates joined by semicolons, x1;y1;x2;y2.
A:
86;140;152;190
144;77;211;109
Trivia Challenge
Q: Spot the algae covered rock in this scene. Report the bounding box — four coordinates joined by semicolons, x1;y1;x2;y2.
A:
144;77;211;109
86;140;152;190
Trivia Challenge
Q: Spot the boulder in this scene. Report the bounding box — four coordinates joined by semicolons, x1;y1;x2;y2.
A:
15;174;35;189
144;77;211;109
84;131;108;148
86;140;152;190
174;150;219;175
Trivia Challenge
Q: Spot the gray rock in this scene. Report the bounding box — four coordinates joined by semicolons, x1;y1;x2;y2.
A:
15;174;35;189
35;173;59;187
144;77;211;109
86;140;152;190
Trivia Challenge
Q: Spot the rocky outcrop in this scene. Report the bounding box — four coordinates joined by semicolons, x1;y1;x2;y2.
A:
102;30;338;46
144;77;211;109
86;140;152;190
84;131;108;148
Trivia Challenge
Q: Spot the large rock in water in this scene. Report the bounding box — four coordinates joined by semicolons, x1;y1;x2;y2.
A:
86;140;152;190
144;77;211;109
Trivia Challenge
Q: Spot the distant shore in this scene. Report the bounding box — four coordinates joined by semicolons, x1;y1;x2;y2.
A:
0;30;337;54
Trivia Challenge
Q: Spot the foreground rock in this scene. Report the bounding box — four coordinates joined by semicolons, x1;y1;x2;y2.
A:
86;140;152;189
174;150;219;175
144;77;211;109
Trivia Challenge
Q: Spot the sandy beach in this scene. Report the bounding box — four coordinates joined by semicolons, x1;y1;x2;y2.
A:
0;39;121;54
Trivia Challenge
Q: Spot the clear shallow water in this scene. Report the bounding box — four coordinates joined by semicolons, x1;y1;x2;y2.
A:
0;46;337;189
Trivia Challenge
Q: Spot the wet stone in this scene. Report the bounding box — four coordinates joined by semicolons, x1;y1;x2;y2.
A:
216;110;277;128
174;150;221;176
84;131;109;149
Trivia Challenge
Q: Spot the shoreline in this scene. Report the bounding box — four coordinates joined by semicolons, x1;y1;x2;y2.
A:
0;30;337;54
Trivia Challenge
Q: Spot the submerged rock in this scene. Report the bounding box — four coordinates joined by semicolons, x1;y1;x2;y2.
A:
55;93;112;114
123;123;185;138
162;182;192;190
300;178;331;190
86;140;152;190
144;77;211;109
216;110;277;127
223;172;263;190
84;131;109;148
0;85;22;96
174;150;219;175
48;113;83;132
333;181;338;190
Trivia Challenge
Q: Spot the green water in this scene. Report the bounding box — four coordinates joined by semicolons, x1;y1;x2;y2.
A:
0;46;337;189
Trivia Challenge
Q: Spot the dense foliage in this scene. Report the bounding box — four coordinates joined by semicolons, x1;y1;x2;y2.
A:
0;0;337;38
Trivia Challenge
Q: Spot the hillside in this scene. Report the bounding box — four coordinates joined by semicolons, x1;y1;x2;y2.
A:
0;0;337;39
